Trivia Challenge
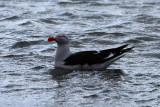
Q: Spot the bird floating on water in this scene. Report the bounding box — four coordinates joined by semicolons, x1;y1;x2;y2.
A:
48;33;133;70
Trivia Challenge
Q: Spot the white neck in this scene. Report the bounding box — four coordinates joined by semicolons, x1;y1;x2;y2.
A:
55;44;71;63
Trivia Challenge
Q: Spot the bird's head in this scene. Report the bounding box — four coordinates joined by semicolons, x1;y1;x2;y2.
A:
48;33;69;45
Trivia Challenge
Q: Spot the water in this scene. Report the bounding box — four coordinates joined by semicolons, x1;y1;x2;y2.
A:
0;0;160;106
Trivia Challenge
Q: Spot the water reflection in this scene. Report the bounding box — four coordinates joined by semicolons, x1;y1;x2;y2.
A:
98;69;126;80
49;68;126;106
49;68;125;81
49;68;73;77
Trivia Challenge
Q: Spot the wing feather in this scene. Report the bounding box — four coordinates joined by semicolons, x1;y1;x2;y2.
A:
64;44;133;65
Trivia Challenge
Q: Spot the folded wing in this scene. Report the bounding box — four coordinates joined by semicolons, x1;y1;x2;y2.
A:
64;44;133;65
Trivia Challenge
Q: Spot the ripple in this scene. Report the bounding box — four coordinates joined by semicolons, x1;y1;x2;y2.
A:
11;41;31;48
58;1;89;5
5;84;22;88
144;53;160;59
125;39;142;44
3;54;28;59
39;18;58;24
7;73;22;76
88;2;115;6
136;36;159;41
41;48;55;53
1;89;25;93
19;21;33;26
134;14;160;24
58;1;73;5
107;32;126;36
144;2;160;5
86;31;107;36
93;39;117;45
83;94;99;98
11;40;43;49
84;15;104;19
135;98;155;103
1;16;19;21
59;12;77;18
153;82;160;88
32;65;45;70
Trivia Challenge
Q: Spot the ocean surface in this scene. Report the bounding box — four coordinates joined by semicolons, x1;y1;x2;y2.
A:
0;0;160;107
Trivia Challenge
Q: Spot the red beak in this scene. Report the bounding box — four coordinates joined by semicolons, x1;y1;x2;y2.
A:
48;36;56;42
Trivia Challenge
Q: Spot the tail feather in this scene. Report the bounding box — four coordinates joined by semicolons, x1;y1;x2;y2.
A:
120;47;134;54
104;46;134;62
116;44;129;51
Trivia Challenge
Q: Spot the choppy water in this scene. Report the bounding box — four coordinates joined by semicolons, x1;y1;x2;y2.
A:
0;0;160;107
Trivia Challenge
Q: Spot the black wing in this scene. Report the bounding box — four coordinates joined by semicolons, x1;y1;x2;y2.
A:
64;44;133;65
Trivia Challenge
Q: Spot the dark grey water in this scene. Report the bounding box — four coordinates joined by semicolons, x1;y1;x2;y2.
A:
0;0;160;106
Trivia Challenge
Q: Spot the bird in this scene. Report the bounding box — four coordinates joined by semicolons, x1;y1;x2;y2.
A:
48;33;133;70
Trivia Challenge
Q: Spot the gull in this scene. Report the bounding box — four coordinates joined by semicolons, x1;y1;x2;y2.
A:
48;33;133;70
